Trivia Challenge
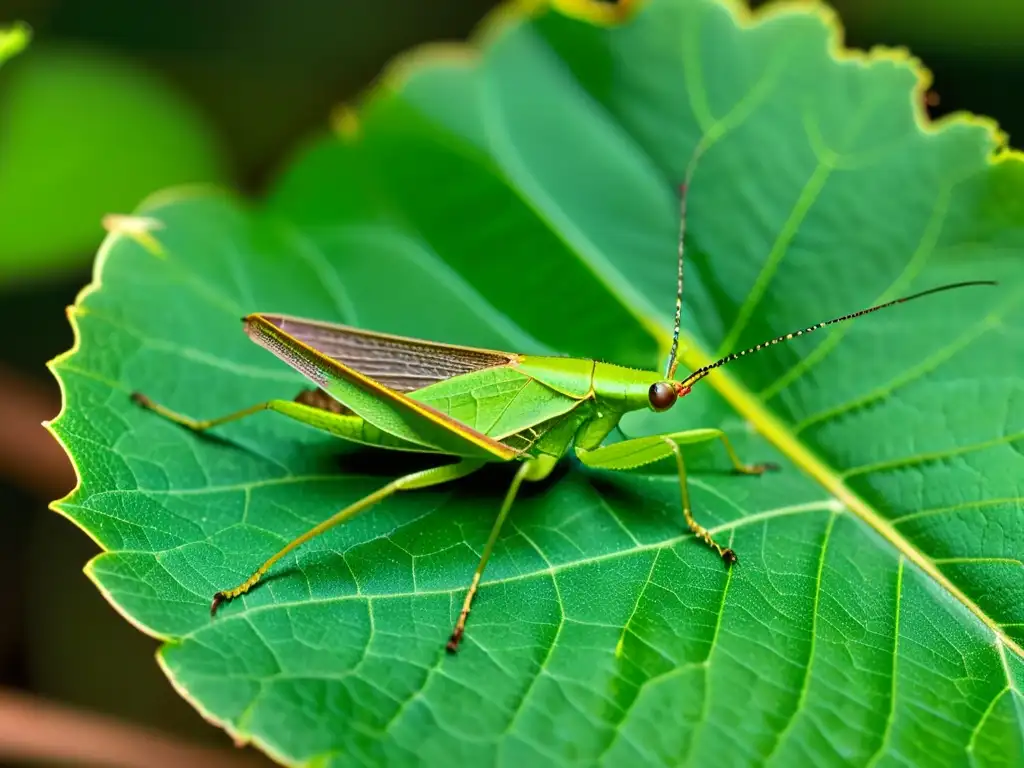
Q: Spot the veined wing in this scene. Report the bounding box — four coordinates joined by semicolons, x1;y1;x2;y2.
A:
245;314;518;460
255;314;518;392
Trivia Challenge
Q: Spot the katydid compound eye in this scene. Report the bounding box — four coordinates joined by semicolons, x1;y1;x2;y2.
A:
648;382;677;412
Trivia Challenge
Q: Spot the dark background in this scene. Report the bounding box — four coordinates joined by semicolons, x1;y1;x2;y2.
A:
0;0;1019;763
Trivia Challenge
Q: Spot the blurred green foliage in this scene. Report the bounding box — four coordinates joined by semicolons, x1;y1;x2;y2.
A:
0;44;226;280
1;0;1021;286
832;0;1024;50
0;19;28;62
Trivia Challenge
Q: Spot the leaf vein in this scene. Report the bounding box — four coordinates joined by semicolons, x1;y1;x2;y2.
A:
842;429;1024;479
865;555;904;768
761;510;839;762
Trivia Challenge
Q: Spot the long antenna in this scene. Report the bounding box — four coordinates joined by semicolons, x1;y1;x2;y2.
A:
665;147;706;378
677;280;997;389
664;183;688;377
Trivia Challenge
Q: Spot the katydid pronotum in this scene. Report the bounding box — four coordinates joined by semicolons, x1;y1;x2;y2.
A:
132;182;994;653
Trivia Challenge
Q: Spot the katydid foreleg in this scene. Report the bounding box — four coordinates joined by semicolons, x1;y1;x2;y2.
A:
576;428;777;563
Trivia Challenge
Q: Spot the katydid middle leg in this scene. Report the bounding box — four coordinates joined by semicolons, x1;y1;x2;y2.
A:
212;458;487;613
576;428;777;563
131;388;538;650
446;454;559;653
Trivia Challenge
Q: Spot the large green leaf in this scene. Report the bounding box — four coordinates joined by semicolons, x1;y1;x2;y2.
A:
48;0;1024;765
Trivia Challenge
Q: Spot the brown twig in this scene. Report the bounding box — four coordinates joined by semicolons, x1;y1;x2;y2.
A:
0;365;75;498
0;686;269;768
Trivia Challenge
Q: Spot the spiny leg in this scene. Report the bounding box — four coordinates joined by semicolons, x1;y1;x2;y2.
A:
661;437;737;565
212;459;485;614
447;456;555;653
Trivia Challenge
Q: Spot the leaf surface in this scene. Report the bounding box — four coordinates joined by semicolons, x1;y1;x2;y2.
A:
49;1;1024;765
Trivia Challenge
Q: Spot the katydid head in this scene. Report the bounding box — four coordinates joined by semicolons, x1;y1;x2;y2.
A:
647;381;691;412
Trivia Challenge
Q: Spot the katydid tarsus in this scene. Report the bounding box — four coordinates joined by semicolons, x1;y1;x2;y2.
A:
132;179;995;653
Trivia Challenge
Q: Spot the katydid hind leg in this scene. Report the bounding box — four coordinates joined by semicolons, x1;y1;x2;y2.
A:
211;459;485;614
131;392;276;432
132;386;356;434
447;455;558;654
132;390;440;455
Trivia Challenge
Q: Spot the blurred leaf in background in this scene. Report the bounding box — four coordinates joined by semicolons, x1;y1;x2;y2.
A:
0;19;28;63
832;0;1024;51
0;42;226;282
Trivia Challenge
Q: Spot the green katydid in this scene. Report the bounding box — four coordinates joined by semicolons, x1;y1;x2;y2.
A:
131;181;994;653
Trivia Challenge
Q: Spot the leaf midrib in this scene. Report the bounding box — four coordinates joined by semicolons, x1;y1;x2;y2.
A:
675;329;1024;663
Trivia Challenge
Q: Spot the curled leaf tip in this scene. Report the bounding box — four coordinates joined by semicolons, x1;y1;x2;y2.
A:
551;0;641;25
0;21;31;65
102;214;166;257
